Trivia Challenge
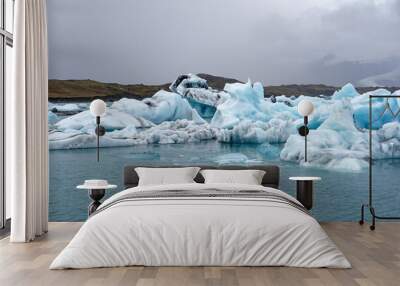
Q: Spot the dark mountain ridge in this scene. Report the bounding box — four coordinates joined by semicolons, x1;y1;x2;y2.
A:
49;74;399;102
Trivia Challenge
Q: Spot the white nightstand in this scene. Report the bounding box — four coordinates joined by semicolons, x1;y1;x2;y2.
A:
289;177;321;210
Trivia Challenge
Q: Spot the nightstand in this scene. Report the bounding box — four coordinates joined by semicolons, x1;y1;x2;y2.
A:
77;180;117;216
289;177;321;210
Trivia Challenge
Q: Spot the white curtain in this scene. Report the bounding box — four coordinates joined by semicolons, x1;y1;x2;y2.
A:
8;0;49;242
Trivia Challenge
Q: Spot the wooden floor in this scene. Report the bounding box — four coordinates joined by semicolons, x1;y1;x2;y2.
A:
0;222;399;286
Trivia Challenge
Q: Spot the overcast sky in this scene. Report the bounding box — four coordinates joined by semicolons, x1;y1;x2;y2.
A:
47;0;400;86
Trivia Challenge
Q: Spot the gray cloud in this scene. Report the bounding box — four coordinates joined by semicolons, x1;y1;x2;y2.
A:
47;0;400;86
305;55;400;86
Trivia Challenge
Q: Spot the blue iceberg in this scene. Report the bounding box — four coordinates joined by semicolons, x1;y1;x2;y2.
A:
111;90;205;124
281;102;369;171
332;83;359;100
352;88;399;129
211;80;269;129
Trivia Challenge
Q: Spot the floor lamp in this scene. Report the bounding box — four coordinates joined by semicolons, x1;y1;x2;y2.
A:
360;95;400;230
297;100;314;162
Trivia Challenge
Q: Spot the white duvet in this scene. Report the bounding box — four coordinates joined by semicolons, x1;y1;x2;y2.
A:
50;183;351;269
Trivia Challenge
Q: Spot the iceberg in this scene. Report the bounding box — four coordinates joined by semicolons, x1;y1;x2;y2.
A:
49;120;216;150
281;132;368;172
305;99;335;129
332;83;359;100
183;88;228;108
55;109;153;132
351;88;398;129
170;74;209;95
211;81;269;129
217;118;296;144
372;122;400;159
49;130;139;150
253;81;265;100
186;98;216;119
48;111;59;125
48;73;400;172
111;90;205;124
281;99;400;170
274;95;296;106
280;95;334;130
281;102;369;171
108;125;137;139
138;120;216;144
50;103;82;113
168;73;229;123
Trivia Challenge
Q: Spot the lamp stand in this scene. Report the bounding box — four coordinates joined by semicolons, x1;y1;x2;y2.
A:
298;116;309;162
305;133;307;162
95;116;106;162
304;116;308;162
96;116;100;162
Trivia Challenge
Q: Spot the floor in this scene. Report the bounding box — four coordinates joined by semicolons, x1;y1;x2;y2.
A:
0;222;399;286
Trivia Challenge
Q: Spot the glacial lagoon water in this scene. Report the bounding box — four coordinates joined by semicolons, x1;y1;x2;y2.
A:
49;141;400;222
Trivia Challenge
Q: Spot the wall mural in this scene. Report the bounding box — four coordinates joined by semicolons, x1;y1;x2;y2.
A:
48;74;400;222
47;1;400;222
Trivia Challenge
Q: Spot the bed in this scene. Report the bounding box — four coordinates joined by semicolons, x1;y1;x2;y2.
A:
50;165;350;269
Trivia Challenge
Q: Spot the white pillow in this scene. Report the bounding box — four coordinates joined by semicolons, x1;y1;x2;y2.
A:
135;167;200;186
200;169;266;185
